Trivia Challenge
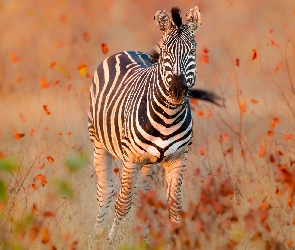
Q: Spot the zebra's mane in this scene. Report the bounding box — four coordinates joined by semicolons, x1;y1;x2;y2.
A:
171;7;182;29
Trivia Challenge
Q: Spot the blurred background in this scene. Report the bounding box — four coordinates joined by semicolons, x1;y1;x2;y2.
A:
0;0;295;249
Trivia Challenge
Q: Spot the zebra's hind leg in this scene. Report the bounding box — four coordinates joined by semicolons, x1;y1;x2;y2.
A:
162;152;188;223
108;162;141;243
92;141;115;238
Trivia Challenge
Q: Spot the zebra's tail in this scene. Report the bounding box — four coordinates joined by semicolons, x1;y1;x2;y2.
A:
189;89;223;107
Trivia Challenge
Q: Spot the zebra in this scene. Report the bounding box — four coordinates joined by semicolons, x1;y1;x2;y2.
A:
88;6;220;242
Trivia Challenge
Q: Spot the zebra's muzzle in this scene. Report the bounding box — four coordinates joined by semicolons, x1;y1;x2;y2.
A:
169;73;188;103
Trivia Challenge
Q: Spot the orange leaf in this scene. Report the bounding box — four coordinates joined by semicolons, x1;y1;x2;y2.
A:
32;183;37;190
220;178;234;196
19;113;26;123
10;52;20;62
101;43;109;54
77;63;87;76
273;61;283;74
267;130;273;136
251;98;259;104
47;156;54;164
252;49;257;60
239;100;247;114
43;211;55;218
259;145;265;157
58;132;63;136
38;164;45;170
41;78;50;89
35;174;47;187
199;147;205;155
83;32;90;42
32;203;38;213
0;152;5;159
270;120;276;129
53;80;59;86
29;226;40;242
202;54;209;64
67;131;72;135
241;150;246;158
43;105;51;115
30;129;35;136
113;167;120;174
273;117;280;123
190;98;198;105
14;129;25;140
191;106;195;112
285;134;292;141
50;61;56;69
235;58;239;66
42;228;50;244
202;47;209;54
198;110;203;116
277;150;283;157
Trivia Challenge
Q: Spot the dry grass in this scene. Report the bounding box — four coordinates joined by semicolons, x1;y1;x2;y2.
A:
1;0;295;249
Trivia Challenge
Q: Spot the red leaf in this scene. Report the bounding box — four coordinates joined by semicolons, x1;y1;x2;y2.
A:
250;98;259;104
277;150;283;157
202;55;209;64
101;43;109;54
202;47;209;54
30;129;35;136
113;167;120;174
285;134;292;141
14;129;25;140
43;211;55;218
47;156;54;164
190;98;198;105
43;105;51;115
83;32;90;42
235;58;239;66
10;52;20;62
252;49;257;60
267;130;273;136
220;178;234;196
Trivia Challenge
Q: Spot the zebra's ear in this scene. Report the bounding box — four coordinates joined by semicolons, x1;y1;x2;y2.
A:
186;6;201;33
154;10;171;32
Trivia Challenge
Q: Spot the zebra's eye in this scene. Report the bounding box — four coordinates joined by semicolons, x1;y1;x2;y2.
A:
190;48;196;55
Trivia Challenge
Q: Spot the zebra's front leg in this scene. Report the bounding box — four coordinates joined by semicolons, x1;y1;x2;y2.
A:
162;152;188;223
93;146;115;238
108;162;141;243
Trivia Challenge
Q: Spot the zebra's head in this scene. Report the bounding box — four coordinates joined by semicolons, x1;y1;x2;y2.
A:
154;6;201;103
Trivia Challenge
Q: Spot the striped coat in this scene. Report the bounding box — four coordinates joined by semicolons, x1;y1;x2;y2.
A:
88;6;219;242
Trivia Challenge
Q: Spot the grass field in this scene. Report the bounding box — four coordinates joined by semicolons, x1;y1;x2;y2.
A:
1;0;295;249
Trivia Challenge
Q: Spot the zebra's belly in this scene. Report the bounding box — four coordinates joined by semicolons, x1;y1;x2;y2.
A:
122;133;193;164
